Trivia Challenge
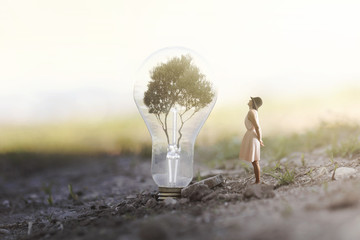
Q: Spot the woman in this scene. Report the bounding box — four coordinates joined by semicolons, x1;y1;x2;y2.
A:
239;97;264;184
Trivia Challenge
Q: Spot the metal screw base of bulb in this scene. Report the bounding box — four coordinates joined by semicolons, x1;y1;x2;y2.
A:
157;187;182;200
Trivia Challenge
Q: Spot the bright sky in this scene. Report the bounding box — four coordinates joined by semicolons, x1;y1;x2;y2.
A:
1;0;360;123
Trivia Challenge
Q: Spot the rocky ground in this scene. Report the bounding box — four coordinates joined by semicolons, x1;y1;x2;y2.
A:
1;147;360;240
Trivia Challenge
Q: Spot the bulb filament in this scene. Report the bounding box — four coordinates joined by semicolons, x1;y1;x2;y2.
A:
167;107;180;186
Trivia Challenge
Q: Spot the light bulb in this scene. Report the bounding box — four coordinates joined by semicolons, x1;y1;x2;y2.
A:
133;47;217;199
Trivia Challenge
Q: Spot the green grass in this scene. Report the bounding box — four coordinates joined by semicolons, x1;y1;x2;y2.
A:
270;168;296;186
301;154;306;167
68;184;79;201
239;162;251;173
306;168;314;180
195;169;203;182
0;112;359;166
198;121;360;168
329;154;339;181
261;121;360;163
263;159;295;186
0;115;151;155
42;183;53;205
263;161;282;174
327;137;360;158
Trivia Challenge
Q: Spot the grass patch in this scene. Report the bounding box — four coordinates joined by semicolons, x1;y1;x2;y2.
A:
306;168;314;180
329;154;339;181
271;168;296;186
195;169;203;182
0;116;151;156
239;162;251;173
42;183;53;205
264;122;358;159
68;184;79;201
263;161;282;174
301;154;306;167
0;116;359;164
197;121;360;169
327;137;360;158
264;160;296;186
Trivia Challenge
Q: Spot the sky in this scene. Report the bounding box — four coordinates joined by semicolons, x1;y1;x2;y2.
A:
1;0;360;123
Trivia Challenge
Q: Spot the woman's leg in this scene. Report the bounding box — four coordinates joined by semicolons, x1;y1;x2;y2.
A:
252;160;261;184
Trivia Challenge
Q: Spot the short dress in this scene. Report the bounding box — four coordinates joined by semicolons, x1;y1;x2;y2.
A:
239;109;261;162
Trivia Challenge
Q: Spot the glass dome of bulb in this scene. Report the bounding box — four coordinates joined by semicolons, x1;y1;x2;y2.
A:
134;47;217;191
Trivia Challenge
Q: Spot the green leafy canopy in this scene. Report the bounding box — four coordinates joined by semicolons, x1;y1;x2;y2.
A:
143;54;215;145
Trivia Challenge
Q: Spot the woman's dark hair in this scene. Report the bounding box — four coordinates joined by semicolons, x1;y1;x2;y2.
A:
251;97;263;110
251;99;258;110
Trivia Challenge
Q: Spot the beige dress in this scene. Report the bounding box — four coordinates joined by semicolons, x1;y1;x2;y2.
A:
239;109;261;162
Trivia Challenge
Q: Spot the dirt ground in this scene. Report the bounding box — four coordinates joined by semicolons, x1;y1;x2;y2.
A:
1;148;360;240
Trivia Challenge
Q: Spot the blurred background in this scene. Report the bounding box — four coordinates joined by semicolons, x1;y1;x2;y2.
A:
1;0;360;156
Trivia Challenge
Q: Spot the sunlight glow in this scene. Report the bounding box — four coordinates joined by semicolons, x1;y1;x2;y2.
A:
1;0;359;125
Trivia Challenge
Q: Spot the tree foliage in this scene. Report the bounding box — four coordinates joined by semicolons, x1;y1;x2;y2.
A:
143;54;215;146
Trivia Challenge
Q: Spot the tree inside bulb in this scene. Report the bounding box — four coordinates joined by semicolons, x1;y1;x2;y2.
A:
134;48;217;191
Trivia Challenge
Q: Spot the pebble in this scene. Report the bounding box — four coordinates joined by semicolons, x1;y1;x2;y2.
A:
178;198;189;204
145;198;157;208
200;175;224;189
0;229;10;235
332;167;357;180
2;200;10;208
202;191;218;201
181;175;223;199
182;184;213;201
126;194;137;199
315;167;329;177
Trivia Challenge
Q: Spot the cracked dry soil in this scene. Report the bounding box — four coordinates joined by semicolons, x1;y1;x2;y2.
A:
1;148;360;240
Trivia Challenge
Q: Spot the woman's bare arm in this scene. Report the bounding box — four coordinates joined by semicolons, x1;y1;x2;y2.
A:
248;110;264;146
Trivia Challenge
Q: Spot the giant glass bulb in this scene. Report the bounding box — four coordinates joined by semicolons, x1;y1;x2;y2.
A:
133;47;217;198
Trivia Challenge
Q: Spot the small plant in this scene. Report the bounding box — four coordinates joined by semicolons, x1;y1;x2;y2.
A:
240;162;251;173
274;161;282;171
301;154;306;167
332;164;338;181
306;168;313;180
279;168;296;185
263;160;282;174
195;169;202;182
68;184;79;201
329;153;334;165
270;168;296;186
47;195;53;206
42;183;53;205
45;212;55;222
329;154;338;181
